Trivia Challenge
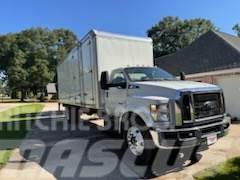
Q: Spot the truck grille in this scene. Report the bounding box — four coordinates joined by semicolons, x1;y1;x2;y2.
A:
193;93;222;119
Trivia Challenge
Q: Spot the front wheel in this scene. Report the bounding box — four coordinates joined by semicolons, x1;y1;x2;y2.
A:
123;117;157;165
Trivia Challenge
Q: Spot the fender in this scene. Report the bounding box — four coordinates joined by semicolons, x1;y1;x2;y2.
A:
118;95;169;133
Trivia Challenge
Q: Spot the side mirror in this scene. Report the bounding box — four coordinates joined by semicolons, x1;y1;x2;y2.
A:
180;72;186;80
100;71;109;90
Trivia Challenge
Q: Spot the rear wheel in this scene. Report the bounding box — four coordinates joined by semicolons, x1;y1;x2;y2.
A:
64;105;79;124
103;117;114;131
64;106;70;121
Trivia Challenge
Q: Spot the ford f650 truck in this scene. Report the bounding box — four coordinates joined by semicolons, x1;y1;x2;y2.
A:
57;30;230;163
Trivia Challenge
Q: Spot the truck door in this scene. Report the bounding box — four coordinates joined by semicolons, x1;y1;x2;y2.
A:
105;70;128;116
81;38;95;106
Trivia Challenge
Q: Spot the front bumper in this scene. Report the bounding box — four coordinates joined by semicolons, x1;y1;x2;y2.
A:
150;116;230;149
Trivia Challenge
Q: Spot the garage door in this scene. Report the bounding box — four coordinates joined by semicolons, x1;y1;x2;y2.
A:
217;75;240;119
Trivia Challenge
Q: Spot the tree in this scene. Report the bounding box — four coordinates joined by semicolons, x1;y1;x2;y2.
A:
147;16;217;58
0;79;7;97
28;59;54;96
7;49;28;101
233;24;240;37
49;29;78;73
0;34;17;76
0;27;78;101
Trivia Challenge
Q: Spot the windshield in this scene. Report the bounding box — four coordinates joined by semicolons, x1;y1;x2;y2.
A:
124;67;176;82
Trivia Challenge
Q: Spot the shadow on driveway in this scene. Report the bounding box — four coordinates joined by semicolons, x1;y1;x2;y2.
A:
13;111;202;179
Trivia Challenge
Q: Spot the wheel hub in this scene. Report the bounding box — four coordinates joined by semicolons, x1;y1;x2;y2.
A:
127;127;144;156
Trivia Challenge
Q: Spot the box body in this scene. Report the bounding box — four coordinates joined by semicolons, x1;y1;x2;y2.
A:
57;30;153;109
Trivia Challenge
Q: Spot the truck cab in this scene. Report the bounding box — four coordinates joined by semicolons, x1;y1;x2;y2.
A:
101;66;230;158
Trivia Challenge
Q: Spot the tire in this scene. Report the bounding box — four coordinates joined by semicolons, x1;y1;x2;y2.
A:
103;117;113;131
65;106;70;122
65;106;79;125
122;115;157;165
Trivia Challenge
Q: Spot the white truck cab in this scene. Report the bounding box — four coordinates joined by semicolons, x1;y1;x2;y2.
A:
101;67;230;151
57;30;230;163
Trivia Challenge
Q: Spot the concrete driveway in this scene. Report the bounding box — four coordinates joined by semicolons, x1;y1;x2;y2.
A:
0;103;239;179
0;103;20;112
157;122;240;180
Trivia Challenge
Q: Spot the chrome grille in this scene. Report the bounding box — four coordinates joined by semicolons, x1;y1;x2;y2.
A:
193;93;222;119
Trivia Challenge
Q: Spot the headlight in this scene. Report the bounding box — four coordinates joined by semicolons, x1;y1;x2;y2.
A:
150;104;169;122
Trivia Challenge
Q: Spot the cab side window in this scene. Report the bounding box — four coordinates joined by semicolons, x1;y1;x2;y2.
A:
111;72;126;84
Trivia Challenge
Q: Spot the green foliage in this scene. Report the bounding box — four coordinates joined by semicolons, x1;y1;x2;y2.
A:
7;49;29;92
194;157;240;180
0;28;78;100
28;59;54;92
233;24;240;37
0;150;12;167
0;79;6;96
0;34;17;72
147;16;217;57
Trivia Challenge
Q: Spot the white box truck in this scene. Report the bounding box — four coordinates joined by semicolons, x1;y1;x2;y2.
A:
57;30;230;164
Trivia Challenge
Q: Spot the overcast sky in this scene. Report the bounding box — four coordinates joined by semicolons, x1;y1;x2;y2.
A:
0;0;240;38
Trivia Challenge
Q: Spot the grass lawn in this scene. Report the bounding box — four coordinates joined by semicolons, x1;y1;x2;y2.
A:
0;104;44;167
194;157;240;180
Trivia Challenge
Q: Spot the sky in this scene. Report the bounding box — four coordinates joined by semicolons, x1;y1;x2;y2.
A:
0;0;240;39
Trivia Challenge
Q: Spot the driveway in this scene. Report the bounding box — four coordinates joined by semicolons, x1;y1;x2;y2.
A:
0;103;20;112
0;103;239;179
157;122;240;179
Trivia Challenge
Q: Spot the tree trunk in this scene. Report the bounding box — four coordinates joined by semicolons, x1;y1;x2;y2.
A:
20;89;25;102
39;88;45;102
11;90;17;99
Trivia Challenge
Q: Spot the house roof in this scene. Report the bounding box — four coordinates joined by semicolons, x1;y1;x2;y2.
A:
155;30;240;75
214;31;240;52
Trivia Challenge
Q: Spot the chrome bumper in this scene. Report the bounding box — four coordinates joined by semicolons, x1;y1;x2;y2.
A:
150;116;231;149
